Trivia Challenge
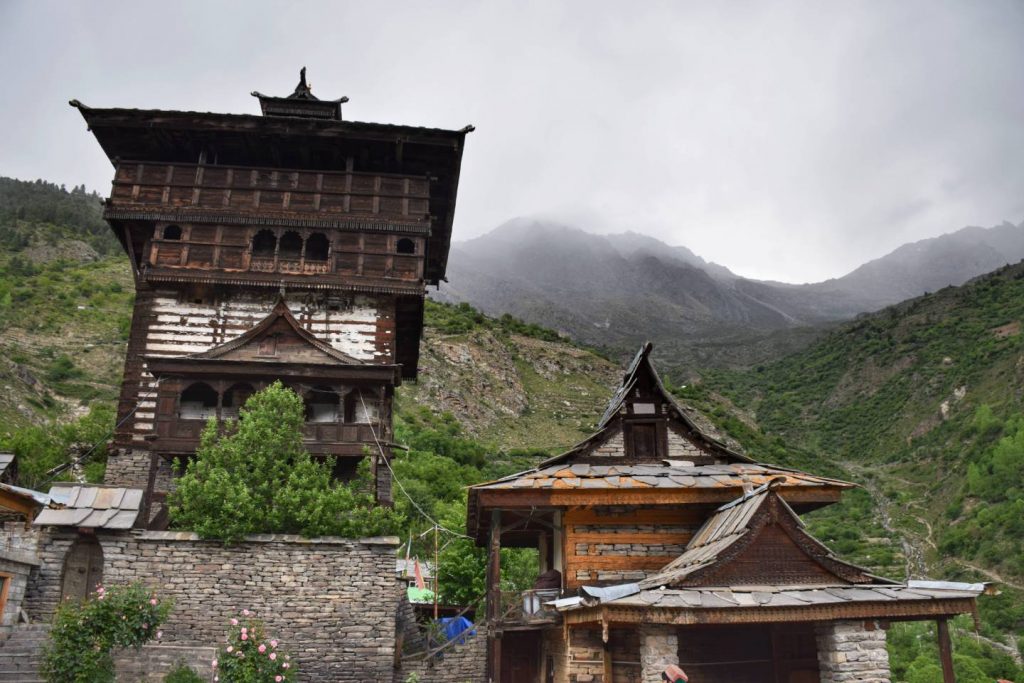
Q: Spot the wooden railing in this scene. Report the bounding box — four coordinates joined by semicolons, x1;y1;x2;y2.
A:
110;161;431;221
497;588;561;626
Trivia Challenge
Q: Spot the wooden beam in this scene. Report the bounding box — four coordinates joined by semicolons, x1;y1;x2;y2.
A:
937;617;956;683
476;486;842;509
486;509;502;683
0;488;37;522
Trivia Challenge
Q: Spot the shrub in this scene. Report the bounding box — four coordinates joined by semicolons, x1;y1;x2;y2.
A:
40;583;171;683
169;381;403;543
164;664;206;683
212;612;295;682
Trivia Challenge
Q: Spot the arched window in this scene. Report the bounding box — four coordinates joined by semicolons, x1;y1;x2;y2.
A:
305;232;330;261
222;383;256;418
252;229;277;258
163;224;182;241
396;238;416;255
279;231;303;260
179;382;218;420
305;385;340;423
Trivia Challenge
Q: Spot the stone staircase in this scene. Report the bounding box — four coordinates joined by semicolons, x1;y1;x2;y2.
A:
0;624;49;683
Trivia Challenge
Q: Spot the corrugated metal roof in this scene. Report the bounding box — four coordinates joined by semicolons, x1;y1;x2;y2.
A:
0;453;14;477
34;485;143;530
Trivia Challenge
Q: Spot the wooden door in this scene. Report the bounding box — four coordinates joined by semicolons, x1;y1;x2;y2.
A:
501;630;541;683
61;537;104;602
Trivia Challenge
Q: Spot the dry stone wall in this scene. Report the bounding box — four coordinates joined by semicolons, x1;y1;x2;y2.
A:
26;529;401;682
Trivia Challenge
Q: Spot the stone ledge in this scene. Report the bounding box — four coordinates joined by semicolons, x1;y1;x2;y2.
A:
0;549;41;566
134;530;400;546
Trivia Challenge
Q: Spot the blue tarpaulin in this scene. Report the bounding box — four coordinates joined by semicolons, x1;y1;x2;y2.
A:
438;616;475;644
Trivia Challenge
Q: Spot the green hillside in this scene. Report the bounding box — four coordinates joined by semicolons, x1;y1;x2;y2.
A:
696;263;1024;670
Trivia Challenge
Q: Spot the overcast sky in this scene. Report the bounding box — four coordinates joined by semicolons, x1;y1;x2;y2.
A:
1;1;1022;282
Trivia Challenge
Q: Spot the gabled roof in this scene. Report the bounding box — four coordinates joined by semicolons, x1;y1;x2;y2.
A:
34;485;143;530
638;482;885;589
189;296;362;365
541;343;751;468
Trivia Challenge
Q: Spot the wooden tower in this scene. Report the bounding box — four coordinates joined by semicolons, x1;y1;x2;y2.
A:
72;69;472;525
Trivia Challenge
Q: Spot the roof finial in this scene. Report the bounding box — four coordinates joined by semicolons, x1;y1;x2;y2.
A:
291;67;317;100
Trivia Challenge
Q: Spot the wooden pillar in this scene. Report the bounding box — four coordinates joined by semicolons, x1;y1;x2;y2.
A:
486;509;502;683
937;617;956;683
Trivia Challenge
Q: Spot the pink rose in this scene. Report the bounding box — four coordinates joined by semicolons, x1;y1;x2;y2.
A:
269;652;277;661
241;633;248;641
211;659;218;668
230;618;238;626
258;644;266;653
276;677;282;682
226;646;233;653
242;609;250;616
150;598;157;605
142;623;148;629
270;639;278;648
157;631;163;639
282;663;290;669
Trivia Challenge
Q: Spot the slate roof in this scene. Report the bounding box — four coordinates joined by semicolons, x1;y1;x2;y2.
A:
593;583;984;610
638;482;878;589
34;485;143;530
471;461;853;492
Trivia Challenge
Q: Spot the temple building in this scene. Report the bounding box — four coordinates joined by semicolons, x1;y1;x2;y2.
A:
67;68;472;523
467;343;987;683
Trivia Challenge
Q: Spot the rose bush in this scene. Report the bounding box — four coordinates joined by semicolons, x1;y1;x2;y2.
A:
41;582;171;683
212;611;295;683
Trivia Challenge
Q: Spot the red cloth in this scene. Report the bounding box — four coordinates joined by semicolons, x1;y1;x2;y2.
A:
662;664;688;682
413;559;426;590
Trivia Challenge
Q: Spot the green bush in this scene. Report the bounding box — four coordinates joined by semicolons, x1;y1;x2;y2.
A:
169;381;404;543
213;612;295;682
40;583;171;683
164;665;205;683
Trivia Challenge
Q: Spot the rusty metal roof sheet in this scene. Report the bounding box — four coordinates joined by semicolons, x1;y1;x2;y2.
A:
34;485;144;530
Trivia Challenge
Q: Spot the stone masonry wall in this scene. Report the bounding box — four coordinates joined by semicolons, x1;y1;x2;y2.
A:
815;620;892;683
547;626;642;683
26;529;401;682
638;625;678;683
395;621;487;683
0;549;39;638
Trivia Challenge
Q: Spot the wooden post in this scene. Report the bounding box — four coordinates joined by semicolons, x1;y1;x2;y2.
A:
487;510;502;683
433;525;439;620
937;617;956;683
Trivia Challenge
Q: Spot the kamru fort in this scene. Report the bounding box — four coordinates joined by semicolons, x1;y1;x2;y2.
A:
0;71;989;683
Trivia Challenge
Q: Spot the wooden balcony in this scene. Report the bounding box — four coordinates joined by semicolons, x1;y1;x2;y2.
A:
110;161;431;222
151;417;383;457
496;589;562;629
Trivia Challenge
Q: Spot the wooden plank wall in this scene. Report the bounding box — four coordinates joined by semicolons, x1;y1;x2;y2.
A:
563;506;708;589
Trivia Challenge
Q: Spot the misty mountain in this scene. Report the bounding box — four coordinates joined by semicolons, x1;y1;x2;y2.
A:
432;218;1024;369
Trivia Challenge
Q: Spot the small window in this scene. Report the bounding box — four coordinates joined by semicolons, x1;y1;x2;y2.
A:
396;238;416;255
179;382;218;420
351;390;379;424
163;225;182;241
257;336;278;357
305;386;339;423
305;233;330;261
252;229;277;258
279;231;303;260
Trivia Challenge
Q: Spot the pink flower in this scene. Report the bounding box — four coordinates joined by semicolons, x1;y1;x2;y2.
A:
258;644;266;653
157;631;163;639
276;677;282;682
270;639;278;648
269;652;277;661
142;623;149;630
282;663;290;669
96;586;104;594
150;598;158;605
241;633;248;641
226;646;233;653
230;618;238;626
211;659;218;668
242;609;250;616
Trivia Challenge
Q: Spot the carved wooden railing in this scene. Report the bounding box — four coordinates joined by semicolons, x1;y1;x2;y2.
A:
497;588;561;625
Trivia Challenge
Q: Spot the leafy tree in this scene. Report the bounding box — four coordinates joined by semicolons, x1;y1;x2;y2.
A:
169;382;403;543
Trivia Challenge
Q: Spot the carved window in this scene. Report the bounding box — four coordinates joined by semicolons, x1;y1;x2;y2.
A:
222;383;255;418
252;230;277;258
257;335;278;357
279;231;303;260
179;382;218;420
305;385;340;423
305;233;330;261
396;238;416;255
163;224;182;240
